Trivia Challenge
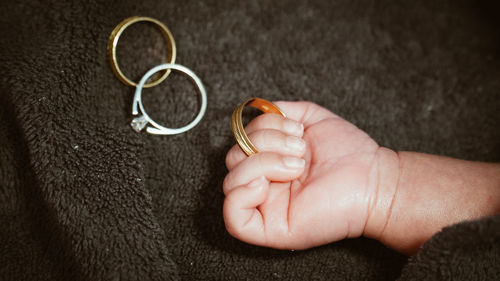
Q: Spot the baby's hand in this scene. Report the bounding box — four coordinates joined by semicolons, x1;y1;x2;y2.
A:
223;101;380;250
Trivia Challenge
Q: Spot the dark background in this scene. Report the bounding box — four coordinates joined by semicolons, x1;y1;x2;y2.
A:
0;0;499;280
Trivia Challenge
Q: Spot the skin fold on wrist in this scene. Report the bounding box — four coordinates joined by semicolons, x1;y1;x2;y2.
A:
363;147;400;244
364;149;500;255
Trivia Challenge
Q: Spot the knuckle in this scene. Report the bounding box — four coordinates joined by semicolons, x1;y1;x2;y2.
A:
248;130;283;150
247;113;284;131
222;174;232;195
225;150;236;170
248;130;266;147
255;151;278;168
225;145;246;170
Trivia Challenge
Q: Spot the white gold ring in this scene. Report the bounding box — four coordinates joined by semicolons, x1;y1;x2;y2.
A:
131;63;207;135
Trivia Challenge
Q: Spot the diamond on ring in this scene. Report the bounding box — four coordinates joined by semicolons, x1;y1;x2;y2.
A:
130;115;148;132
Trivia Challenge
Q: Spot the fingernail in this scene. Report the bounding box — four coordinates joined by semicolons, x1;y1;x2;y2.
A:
283;119;304;135
248;176;266;188
286;136;306;151
283;156;305;169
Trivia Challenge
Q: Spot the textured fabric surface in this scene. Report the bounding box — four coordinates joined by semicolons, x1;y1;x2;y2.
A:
0;0;499;280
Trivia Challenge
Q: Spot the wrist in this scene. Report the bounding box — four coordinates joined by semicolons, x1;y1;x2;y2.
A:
364;151;500;255
363;147;401;241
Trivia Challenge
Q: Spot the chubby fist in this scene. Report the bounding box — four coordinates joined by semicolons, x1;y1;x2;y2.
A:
223;101;381;250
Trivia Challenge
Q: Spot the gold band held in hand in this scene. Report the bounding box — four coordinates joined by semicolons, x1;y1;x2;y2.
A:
231;98;287;156
107;16;177;88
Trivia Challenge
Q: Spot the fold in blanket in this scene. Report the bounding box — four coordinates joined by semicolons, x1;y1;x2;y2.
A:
0;0;499;280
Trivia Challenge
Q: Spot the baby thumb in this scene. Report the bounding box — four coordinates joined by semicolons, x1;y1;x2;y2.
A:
223;176;269;245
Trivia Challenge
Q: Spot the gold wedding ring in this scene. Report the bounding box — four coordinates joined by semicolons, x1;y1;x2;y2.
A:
232;98;287;156
107;16;176;88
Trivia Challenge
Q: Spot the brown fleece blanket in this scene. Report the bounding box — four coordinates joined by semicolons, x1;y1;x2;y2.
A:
0;0;499;280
